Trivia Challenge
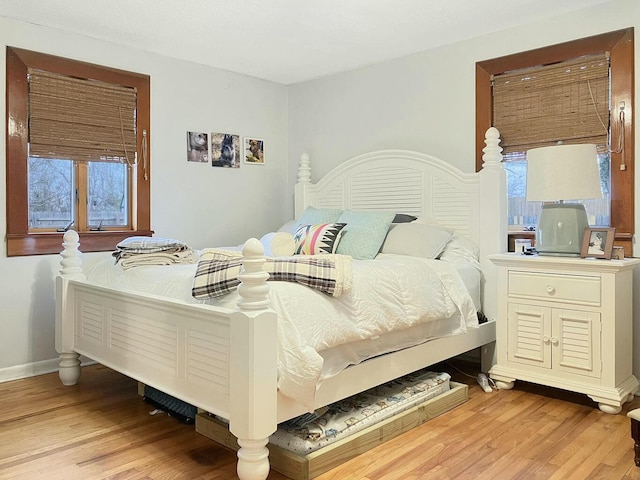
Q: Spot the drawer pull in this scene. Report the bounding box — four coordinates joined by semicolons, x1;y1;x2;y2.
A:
551;337;559;345
546;284;556;295
543;335;550;343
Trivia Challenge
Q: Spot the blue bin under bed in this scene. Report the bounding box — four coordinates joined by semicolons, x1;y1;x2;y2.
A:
143;385;197;424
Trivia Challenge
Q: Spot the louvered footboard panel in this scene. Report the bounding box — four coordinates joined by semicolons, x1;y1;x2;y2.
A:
71;282;233;418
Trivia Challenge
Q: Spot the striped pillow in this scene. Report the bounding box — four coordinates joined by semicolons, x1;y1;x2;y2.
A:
294;223;347;255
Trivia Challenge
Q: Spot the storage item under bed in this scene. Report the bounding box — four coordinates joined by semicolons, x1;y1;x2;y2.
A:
196;370;468;480
143;384;197;424
271;370;451;455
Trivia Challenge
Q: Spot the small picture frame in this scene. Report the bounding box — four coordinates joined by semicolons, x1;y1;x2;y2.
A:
580;227;615;259
611;246;625;260
211;132;240;168
243;137;264;164
186;131;209;163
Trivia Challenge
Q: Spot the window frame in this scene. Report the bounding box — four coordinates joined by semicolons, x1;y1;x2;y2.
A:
476;28;634;254
6;47;152;256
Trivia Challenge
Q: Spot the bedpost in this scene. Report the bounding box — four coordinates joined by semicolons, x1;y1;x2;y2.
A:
478;127;506;372
55;230;85;386
230;238;278;480
294;153;312;218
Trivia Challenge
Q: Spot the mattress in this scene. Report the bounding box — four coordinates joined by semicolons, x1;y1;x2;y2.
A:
87;252;478;410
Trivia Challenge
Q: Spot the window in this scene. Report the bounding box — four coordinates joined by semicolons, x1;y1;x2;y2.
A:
476;28;634;254
493;53;611;228
504;152;611;227
6;47;151;256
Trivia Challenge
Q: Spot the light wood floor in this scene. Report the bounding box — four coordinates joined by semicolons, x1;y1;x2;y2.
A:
1;363;640;480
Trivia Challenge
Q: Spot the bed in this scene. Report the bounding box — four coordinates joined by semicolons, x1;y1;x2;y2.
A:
55;127;506;480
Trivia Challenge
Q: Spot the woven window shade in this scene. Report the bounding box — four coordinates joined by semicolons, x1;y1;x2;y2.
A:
28;69;137;163
493;54;609;156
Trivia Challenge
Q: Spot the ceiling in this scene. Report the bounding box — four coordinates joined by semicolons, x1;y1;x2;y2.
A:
0;0;613;85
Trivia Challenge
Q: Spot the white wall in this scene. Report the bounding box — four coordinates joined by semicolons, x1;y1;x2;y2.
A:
288;0;638;181
288;0;640;372
0;17;290;378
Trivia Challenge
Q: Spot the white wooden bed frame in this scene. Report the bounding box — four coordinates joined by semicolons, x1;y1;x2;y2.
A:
55;128;506;480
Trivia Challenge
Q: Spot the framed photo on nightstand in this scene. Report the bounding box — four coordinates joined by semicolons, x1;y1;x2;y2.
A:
581;227;615;259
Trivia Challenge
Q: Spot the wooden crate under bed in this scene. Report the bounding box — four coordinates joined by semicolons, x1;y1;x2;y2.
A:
196;381;468;480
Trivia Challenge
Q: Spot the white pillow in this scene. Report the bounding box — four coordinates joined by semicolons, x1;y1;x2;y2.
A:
413;216;454;230
259;232;296;257
381;222;453;259
439;235;480;263
277;219;297;234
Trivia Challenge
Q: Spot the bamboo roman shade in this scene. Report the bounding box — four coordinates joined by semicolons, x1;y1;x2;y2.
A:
28;69;137;164
492;54;609;156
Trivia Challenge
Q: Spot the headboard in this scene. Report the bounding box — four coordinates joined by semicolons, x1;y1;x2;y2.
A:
294;150;481;244
294;127;507;321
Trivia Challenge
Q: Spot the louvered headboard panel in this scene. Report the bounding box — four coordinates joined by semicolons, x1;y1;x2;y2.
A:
296;150;480;242
295;128;507;323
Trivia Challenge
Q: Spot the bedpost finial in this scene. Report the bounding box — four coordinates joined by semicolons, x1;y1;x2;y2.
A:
482;127;503;170
485;126;500;140
242;237;264;258
60;229;85;280
298;153;311;184
237;238;270;311
63;229;80;244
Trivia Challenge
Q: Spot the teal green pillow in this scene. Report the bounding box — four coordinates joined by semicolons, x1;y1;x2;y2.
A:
293;206;343;234
336;210;395;259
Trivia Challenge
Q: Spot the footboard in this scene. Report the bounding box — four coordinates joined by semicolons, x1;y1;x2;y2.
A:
56;278;237;414
55;231;278;480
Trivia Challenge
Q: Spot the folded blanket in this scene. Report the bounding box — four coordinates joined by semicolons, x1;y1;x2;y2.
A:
192;248;352;299
118;249;199;270
114;236;190;254
113;236;197;268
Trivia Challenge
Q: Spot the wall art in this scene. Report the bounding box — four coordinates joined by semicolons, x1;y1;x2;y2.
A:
211;132;240;168
186;131;209;163
243;137;265;164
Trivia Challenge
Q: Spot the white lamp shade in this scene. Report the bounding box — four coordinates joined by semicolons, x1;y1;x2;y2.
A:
526;144;602;202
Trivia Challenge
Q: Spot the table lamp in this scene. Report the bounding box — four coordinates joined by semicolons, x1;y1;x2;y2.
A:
526;144;602;256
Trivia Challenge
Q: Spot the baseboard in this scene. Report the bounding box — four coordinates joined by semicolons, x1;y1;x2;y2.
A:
0;356;96;383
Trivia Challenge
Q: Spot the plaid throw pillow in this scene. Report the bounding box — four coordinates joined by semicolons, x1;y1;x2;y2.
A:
293;223;346;255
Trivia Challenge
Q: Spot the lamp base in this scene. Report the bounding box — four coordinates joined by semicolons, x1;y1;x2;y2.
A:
535;203;589;256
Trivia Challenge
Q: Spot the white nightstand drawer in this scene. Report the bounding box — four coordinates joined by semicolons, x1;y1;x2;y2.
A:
508;271;601;306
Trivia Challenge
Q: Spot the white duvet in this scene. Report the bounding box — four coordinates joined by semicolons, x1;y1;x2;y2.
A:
88;252;477;410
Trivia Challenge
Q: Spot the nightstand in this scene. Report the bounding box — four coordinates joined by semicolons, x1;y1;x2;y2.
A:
489;253;640;414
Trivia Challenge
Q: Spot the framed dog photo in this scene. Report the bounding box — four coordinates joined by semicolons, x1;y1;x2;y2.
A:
186;131;209;163
211;132;240;168
580;227;615;259
243;137;265;165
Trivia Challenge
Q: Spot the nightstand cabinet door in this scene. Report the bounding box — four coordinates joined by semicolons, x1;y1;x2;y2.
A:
551;309;601;378
507;304;600;377
507;303;551;369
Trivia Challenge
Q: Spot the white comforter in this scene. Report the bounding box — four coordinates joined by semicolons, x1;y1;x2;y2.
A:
88;253;477;410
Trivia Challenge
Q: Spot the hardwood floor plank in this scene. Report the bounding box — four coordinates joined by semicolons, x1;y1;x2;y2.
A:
1;363;640;480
